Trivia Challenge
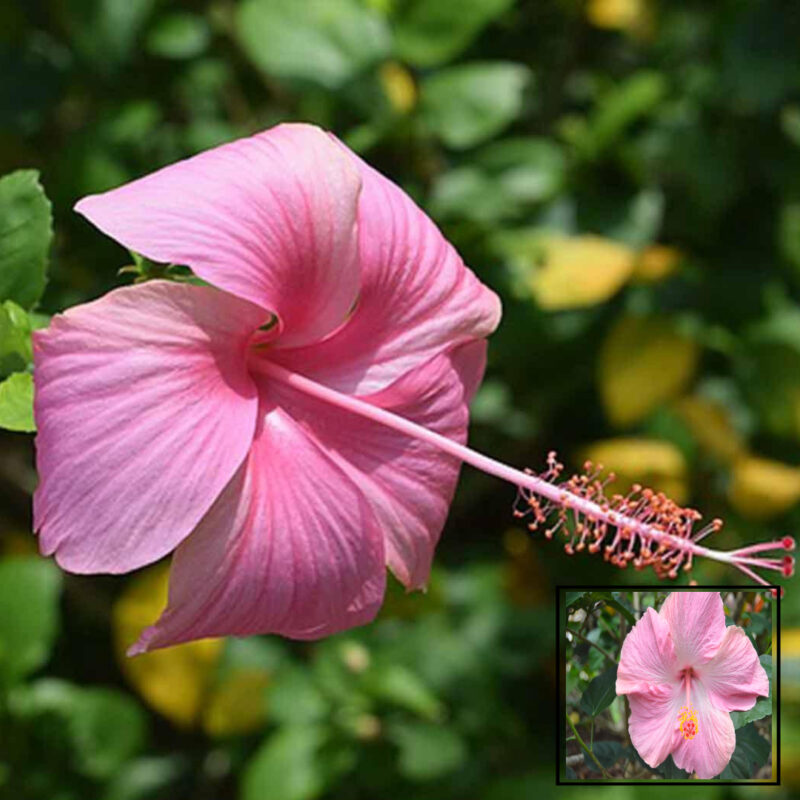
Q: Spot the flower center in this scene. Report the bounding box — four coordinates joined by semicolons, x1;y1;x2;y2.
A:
678;705;699;740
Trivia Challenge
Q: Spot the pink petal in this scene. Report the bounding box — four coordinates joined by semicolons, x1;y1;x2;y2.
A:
672;680;736;779
627;684;683;770
617;608;679;694
269;341;486;590
131;400;386;652
271;146;501;394
659;591;726;669
695;625;770;712
75;123;361;347
33;282;263;573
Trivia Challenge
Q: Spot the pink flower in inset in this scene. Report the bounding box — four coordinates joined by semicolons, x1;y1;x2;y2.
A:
33;123;501;651
616;592;770;779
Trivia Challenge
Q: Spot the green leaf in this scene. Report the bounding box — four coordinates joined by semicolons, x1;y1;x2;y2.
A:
268;667;331;725
393;0;514;67
70;687;148;778
0;299;32;377
730;655;772;728
146;12;210;60
718;722;771;779
242;725;329;800
0;169;52;309
390;721;467;781
236;0;390;89
592;592;637;627
365;663;443;721
0;371;34;432
565;591;586;609
591;740;622;769
657;754;690;779
104;757;184;800
578;664;618;717
421;62;531;150
0;557;61;684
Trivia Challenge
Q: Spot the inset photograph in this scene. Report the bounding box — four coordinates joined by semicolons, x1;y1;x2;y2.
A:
560;589;776;782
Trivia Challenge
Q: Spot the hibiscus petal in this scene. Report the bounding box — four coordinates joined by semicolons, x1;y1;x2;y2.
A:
627;683;683;770
265;341;486;590
272;147;501;394
696;625;770;712
131;400;386;652
75;123;361;347
33;282;263;573
672;680;736;779
659;591;726;669
617;608;680;694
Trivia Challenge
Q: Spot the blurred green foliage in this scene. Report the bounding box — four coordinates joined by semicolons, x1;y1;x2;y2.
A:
2;0;800;797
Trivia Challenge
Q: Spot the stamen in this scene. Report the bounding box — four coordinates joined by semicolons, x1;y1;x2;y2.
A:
678;705;699;741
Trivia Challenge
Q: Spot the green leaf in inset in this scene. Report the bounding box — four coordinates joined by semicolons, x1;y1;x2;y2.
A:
146;12;210;60
718;722;771;779
390;721;467;781
591;740;623;769
0;557;61;684
242;725;329;800
578;664;618;717
730;655;772;729
0;169;52;308
393;0;514;67
0;371;34;432
421;62;531;150
0;300;33;377
657;754;690;779
236;0;390;89
565;591;586;609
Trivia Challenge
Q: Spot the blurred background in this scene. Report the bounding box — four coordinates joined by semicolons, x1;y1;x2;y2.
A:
1;0;800;797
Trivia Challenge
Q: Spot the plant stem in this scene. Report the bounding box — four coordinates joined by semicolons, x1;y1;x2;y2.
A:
565;713;611;779
568;628;617;664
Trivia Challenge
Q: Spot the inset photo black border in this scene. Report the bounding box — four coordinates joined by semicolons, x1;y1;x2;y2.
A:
556;585;780;786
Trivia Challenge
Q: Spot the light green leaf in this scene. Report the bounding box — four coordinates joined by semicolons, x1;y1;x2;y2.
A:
0;557;61;685
0;170;51;309
0;371;34;432
578;664;618;717
394;0;514;67
421;62;531;150
0;300;33;377
366;663;443;721
146;12;210;60
237;0;390;89
390;721;467;781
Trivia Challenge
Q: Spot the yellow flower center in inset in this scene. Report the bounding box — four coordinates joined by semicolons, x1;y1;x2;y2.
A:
678;705;699;740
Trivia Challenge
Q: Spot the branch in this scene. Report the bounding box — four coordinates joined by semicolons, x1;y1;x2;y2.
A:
565;713;612;779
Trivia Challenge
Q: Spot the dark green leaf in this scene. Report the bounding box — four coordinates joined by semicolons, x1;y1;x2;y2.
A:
657;754;690;779
592;740;623;769
0;557;60;684
717;723;771;779
146;12;210;60
0;169;51;308
578;664;618;717
730;655;772;728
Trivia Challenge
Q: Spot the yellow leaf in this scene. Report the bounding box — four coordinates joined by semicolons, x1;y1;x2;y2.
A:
202;669;271;738
728;455;800;519
599;315;700;426
380;61;417;114
673;395;746;464
580;438;689;505
113;564;223;728
632;244;682;283
586;0;652;36
529;235;635;310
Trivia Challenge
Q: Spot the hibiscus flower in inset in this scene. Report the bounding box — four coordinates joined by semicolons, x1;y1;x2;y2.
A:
616;591;770;779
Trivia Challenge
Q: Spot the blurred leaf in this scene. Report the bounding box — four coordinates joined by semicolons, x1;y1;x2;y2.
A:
632;245;682;283
421;62;530;150
578;664;618;717
586;0;650;35
268;667;330;726
242;724;330;800
202;669;271;738
580;438;688;505
71;687;147;778
366;663;443;721
565;591;586;608
729;455;800;519
0;557;60;685
592;592;636;627
0;169;51;309
146;12;210;60
599;315;700;427
673;395;746;464
0;371;34;432
390;721;467;781
717;722;771;779
104;756;185;800
237;0;390;89
393;0;514;67
780;202;800;273
113;564;223;727
379;61;417;114
507;234;635;310
0;299;32;376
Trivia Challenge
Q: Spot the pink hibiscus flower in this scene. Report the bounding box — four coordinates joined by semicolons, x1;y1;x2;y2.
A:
33;123;794;653
616;592;770;779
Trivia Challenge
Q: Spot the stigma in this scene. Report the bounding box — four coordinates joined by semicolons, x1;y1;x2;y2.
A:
678;705;699;741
